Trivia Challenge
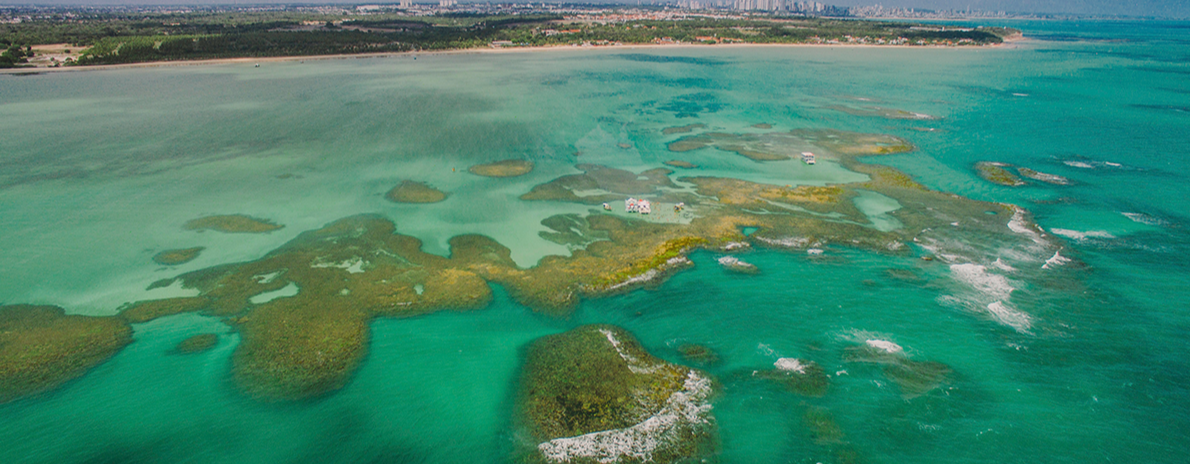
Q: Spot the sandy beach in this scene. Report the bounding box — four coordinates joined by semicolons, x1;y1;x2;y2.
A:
0;38;1024;75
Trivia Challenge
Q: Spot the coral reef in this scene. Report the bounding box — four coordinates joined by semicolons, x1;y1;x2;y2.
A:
0;126;1053;404
1017;167;1070;185
717;255;759;274
520;164;679;204
184;215;283;233
386;180;448;203
469;159;535;178
152;247;204;265
975;161;1025;187
174;333;219;354
516;325;717;463
0;305;132;404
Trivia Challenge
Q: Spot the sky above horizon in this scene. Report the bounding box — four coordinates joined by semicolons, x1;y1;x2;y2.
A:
3;0;1189;18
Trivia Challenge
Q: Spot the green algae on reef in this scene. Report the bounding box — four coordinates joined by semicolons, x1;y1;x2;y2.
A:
975;161;1026;187
667;128;915;162
520;164;679;204
3;126;1057;403
0;305;132;404
468;159;535;178
516;325;717;463
152;247;205;265
386;180;447;203
184;215;284;233
174;333;219;354
1018;167;1071;185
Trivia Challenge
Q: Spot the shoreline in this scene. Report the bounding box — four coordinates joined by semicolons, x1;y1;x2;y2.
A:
0;39;1024;74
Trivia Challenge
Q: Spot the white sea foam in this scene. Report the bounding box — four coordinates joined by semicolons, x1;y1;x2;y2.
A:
717;256;752;268
1007;206;1046;244
987;301;1032;332
600;329;663;374
774;357;806;373
723;241;750;251
1123;212;1166;226
1051;229;1115;241
865;339;903;354
807;248;824;255
1042;250;1071;270
537;370;713;464
949;264;1015;301
992;258;1016;272
1063;161;1095;169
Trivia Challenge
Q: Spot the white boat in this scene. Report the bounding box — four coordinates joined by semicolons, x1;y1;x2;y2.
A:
801;152;816;165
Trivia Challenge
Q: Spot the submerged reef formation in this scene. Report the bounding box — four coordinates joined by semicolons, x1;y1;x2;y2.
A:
516;325;717;463
152;247;205;265
0;126;1063;403
755;357;830;397
386;180;448;203
469;159;535;178
844;340;951;398
0;305;132;404
662;160;697;169
184;214;284;233
662;123;705;135
677;343;720;366
825;104;939;120
175;333;219;354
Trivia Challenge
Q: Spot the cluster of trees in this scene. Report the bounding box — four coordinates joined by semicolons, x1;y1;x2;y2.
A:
0;40;33;68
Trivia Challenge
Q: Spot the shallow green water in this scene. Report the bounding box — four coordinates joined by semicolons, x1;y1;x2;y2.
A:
2;20;1189;462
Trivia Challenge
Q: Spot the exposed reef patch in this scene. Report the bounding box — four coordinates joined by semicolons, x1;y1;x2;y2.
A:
174;333;219;354
152;247;205;265
468;159;535;178
0;305;132;404
975;162;1025;186
25;127;1060;404
669;129;914;162
184;215;283;233
521;164;679;204
386;180;447;203
1017;167;1070;185
516;325;717;463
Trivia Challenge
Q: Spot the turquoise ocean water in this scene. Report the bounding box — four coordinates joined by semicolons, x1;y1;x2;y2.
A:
1;19;1189;462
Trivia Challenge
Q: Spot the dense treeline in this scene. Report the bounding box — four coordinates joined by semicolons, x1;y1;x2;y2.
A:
0;7;1019;67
